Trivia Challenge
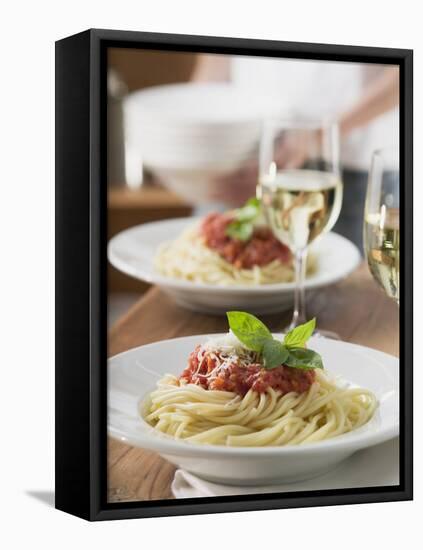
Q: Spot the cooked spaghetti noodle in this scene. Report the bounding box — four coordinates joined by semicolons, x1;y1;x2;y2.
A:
154;224;317;286
143;332;377;447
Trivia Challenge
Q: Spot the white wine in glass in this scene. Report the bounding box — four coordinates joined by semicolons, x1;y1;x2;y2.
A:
364;148;400;304
259;120;343;334
261;169;343;252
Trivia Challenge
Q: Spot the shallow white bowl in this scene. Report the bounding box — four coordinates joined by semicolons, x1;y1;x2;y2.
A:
108;335;399;486
108;217;361;314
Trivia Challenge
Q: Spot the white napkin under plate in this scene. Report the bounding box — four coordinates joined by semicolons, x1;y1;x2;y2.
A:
172;438;399;499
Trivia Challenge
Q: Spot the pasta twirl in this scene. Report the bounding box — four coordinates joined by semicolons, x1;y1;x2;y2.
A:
154;225;316;286
144;371;377;447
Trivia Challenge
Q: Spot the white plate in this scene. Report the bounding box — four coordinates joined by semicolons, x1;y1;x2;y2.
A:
108;335;399;486
108;217;361;314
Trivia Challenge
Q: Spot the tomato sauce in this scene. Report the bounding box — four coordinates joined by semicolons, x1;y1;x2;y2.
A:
200;212;291;269
180;346;315;397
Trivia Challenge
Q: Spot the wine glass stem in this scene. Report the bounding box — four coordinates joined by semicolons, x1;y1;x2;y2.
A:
289;249;308;330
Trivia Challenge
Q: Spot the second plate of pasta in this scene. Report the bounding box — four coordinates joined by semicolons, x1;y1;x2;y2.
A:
108;217;361;314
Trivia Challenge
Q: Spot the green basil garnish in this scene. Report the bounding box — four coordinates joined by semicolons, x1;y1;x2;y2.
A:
226;310;272;352
284;347;323;370
262;339;290;369
283;318;316;348
226;311;322;371
225;197;261;242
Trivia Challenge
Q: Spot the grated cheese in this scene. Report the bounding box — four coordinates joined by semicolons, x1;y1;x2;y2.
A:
195;331;260;382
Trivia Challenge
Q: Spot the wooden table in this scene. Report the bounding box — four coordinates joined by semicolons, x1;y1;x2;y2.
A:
107;263;399;502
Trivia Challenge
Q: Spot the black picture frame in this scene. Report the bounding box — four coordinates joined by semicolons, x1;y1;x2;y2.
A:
55;28;413;521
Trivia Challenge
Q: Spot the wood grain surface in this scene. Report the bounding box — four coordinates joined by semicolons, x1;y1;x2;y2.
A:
107;263;399;502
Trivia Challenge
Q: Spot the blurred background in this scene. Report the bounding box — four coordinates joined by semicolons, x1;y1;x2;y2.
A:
107;48;399;325
108;48;196;319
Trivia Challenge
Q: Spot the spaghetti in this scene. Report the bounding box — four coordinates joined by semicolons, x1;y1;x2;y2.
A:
143;331;377;447
154;224;316;286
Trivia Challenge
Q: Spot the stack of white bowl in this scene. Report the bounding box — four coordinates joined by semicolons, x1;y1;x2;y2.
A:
124;83;284;203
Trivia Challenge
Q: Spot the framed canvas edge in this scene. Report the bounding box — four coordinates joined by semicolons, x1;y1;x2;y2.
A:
55;29;92;521
55;28;413;522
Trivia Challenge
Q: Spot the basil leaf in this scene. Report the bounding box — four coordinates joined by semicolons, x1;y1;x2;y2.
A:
226;221;254;242
226;311;272;352
236;206;258;222
285;347;323;370
226;311;323;371
283;318;316;348
225;197;261;241
262;340;289;369
245;197;260;208
236;198;261;222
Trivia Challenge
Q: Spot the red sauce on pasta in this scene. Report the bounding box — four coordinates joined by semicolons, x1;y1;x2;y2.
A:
200;212;291;269
181;346;315;397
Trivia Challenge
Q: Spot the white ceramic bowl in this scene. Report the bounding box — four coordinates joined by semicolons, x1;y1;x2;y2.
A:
124;83;286;200
108;217;361;314
108;335;399;486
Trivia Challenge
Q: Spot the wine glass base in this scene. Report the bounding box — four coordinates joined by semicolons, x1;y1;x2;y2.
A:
312;329;341;340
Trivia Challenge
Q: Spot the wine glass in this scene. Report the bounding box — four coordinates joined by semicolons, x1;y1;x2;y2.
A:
258;119;343;335
364;147;400;304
